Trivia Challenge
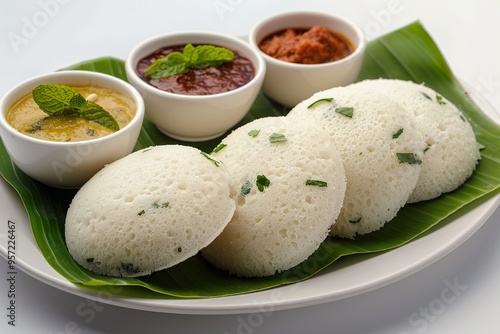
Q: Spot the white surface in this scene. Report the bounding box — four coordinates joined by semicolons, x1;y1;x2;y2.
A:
1;0;499;333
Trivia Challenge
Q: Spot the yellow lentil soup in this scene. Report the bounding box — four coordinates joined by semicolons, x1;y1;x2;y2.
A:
6;85;136;142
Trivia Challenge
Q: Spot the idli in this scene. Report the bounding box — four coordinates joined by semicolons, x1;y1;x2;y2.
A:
65;145;236;277
288;86;423;238
202;116;346;277
354;79;481;202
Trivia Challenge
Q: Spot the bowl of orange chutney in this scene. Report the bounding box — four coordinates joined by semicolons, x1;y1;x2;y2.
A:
0;70;145;188
249;11;366;107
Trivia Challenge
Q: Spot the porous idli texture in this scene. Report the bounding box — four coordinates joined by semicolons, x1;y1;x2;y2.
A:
288;86;423;238
354;79;481;203
202;117;346;277
65;145;236;277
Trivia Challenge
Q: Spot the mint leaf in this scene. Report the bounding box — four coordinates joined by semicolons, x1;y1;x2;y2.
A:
145;43;234;79
32;84;119;131
81;101;119;131
32;84;81;115
191;44;234;68
182;43;196;63
145;52;189;78
69;94;87;109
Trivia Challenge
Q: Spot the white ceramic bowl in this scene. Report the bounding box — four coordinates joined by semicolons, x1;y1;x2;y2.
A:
125;31;266;142
249;11;366;108
0;70;145;188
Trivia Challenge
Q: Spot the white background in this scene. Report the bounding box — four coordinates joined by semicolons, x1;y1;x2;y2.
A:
1;0;500;333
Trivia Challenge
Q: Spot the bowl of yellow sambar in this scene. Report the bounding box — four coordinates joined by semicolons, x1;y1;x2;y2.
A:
0;70;145;188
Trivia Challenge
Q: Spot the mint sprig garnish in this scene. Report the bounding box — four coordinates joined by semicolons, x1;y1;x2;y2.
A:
32;84;119;131
145;43;234;79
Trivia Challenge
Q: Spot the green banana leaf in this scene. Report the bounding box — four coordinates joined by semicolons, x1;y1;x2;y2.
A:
1;21;499;298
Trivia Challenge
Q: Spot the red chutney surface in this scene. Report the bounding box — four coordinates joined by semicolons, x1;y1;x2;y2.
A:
136;45;255;95
259;25;354;64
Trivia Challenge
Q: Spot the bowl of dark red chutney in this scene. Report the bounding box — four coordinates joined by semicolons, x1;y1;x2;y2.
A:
249;11;366;108
125;31;266;142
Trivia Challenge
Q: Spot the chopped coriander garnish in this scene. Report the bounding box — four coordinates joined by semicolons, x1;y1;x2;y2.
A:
269;133;287;143
421;92;432;100
307;97;334;108
335;106;354;118
396;152;422;164
248;129;260;137
423;145;431;153
256;174;270;192
421;91;446;105
152;202;169;209
392;128;404;139
305;180;328;187
200;151;220;167
241;180;252;196
436;94;446;105
137;210;145;216
212;143;227;153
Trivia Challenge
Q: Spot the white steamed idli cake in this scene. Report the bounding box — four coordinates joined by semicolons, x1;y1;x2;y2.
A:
65;145;236;277
201;116;346;277
354;79;481;203
287;85;424;238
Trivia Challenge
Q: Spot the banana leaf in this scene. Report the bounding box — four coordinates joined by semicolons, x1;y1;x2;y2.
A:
1;21;499;298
